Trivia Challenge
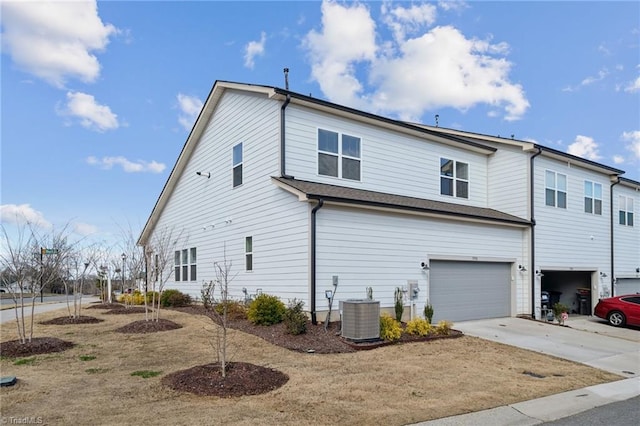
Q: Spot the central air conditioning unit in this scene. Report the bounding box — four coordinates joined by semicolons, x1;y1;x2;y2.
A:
340;299;380;341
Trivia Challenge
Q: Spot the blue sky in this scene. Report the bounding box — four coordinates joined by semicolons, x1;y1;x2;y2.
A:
1;0;639;250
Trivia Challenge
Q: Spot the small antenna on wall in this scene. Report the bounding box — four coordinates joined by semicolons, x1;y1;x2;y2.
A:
283;67;289;90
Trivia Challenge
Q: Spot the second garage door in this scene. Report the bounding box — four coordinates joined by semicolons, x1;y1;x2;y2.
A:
429;260;511;323
614;278;640;296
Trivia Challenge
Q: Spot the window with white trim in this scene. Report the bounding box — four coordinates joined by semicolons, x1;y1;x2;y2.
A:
440;158;469;199
545;170;567;208
174;247;197;281
584;181;602;215
245;236;253;271
619;196;634;226
317;129;361;181
233;142;243;187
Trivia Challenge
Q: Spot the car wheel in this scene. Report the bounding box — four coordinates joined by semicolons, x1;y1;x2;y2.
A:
607;311;626;327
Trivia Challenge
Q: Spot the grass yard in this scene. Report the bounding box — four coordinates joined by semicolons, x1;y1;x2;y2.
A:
0;306;623;425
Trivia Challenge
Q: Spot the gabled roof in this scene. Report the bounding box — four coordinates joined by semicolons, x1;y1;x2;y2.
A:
138;80;500;245
272;177;531;228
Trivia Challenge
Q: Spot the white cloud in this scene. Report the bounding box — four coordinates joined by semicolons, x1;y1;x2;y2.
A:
176;93;203;131
86;156;166;173
74;222;98;236
59;91;119;132
244;31;267;69
621;130;640;160
0;204;52;229
580;69;609;86
0;1;117;88
567;135;602;161
613;155;625;165
302;1;529;122
624;76;640;93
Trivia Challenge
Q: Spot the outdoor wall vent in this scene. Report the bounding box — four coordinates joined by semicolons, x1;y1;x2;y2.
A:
341;299;380;342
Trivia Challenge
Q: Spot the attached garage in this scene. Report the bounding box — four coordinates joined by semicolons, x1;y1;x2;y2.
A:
429;260;512;322
614;278;640;296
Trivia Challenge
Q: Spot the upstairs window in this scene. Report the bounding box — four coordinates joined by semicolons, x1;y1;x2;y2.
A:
440;158;469;199
318;129;361;181
233;143;243;187
174;248;197;281
584;181;602;215
545;170;567;208
245;236;253;271
619;196;634;226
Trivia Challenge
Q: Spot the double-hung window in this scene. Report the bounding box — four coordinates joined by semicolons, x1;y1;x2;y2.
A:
584;181;602;215
233;143;243;187
545;171;567;208
174;247;197;281
619;196;634;226
317;129;361;181
440;158;469;199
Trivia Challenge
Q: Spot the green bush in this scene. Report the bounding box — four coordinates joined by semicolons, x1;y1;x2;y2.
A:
214;300;248;320
423;303;434;324
283;299;307;335
394;287;404;322
247;293;286;326
405;317;432;336
379;313;402;341
160;289;192;307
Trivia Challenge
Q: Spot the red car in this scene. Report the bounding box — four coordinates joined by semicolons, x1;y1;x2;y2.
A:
594;294;640;327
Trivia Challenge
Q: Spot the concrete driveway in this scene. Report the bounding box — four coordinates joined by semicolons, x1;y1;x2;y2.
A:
452;316;640;377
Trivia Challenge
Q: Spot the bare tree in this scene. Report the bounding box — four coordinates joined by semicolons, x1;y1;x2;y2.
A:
116;223;145;309
0;222;75;343
143;226;182;322
202;247;238;378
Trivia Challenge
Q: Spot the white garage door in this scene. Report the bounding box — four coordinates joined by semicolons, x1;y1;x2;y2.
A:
615;278;640;296
429;260;511;323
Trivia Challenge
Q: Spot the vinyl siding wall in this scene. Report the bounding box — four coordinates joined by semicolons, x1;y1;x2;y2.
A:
314;205;530;319
613;183;640;279
533;156;612;288
285;105;490;208
149;90;310;303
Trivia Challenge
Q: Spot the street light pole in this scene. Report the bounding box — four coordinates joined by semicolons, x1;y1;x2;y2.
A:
121;253;127;293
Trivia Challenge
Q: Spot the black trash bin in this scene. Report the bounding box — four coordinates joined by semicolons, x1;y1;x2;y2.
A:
548;290;562;308
576;289;591;315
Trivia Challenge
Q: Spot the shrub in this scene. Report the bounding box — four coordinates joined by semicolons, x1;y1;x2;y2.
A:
160;289;192;307
283;299;307;335
394;287;404;322
214;300;248;320
379;313;402;341
434;320;453;336
552;302;570;324
145;291;160;304
247;293;286;326
122;292;144;305
423;303;434;324
405;317;432;336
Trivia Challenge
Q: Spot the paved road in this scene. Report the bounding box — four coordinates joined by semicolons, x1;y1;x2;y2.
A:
543;395;640;425
0;297;100;324
0;295;78;306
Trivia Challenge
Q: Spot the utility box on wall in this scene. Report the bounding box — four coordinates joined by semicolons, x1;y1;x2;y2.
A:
341;299;380;341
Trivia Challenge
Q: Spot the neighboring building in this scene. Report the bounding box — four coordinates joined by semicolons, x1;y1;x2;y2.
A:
613;177;640;296
138;80;639;324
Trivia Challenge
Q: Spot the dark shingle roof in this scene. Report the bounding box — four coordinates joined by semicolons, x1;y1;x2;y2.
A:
272;177;531;227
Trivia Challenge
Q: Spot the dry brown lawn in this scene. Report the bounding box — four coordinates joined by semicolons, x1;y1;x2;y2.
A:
0;306;623;426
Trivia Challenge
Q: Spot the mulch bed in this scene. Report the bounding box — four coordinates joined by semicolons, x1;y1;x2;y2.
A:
114;319;182;334
39;316;104;325
0;337;74;358
161;362;289;397
86;303;125;310
102;307;151;315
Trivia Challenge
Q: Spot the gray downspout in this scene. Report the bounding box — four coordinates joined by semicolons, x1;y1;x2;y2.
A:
530;148;543;318
280;94;294;179
610;177;621;296
310;198;324;325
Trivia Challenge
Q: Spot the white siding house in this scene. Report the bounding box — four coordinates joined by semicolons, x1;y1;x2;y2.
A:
613;178;640;296
138;80;637;324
